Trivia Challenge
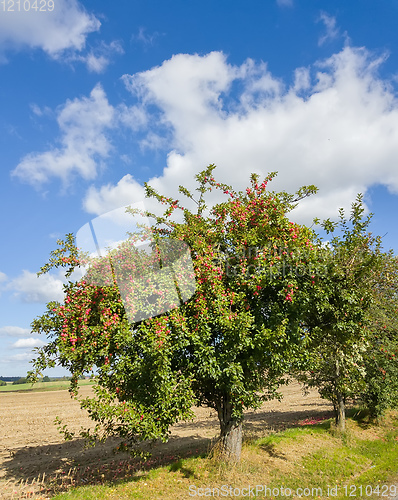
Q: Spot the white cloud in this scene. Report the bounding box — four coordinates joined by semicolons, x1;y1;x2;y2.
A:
83;174;146;214
0;326;31;337
6;270;65;303
121;51;237;136
85;46;398;224
30;103;43;116
70;40;124;73
120;154;133;165
0;0;100;60
82;174;177;241
86;53;109;73
0;271;8;297
1;351;37;363
15;45;398;226
12;84;115;186
293;67;311;93
11;338;46;349
117;103;148;132
29;103;53;119
291;185;367;225
132;27;162;47
318;12;339;46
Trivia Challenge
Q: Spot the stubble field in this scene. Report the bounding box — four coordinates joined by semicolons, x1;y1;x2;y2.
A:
0;382;333;498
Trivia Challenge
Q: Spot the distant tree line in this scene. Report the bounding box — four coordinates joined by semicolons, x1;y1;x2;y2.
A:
0;375;73;384
0;376;25;382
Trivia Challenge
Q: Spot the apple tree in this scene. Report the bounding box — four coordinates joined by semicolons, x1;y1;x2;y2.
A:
29;165;319;461
360;251;398;419
297;196;386;431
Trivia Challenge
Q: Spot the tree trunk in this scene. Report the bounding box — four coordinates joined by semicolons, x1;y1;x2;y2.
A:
333;357;346;432
215;397;243;462
335;391;346;431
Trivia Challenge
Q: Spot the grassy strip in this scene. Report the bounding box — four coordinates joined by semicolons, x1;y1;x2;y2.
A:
0;379;93;393
48;409;398;500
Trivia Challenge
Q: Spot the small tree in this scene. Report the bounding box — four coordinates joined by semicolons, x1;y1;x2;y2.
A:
298;195;384;431
361;251;398;419
29;165;318;461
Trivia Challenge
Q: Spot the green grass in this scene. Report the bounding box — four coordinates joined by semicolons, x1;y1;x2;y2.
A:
47;410;398;500
0;379;93;393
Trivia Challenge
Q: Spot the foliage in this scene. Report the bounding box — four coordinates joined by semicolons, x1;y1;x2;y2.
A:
297;195;385;430
28;164;319;460
12;377;28;385
0;379;6;386
360;252;398;419
362;334;398;419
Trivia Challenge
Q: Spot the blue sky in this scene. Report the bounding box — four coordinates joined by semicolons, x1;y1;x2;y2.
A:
1;0;398;377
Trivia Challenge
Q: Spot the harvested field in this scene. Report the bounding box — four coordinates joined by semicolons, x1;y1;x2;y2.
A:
0;382;334;499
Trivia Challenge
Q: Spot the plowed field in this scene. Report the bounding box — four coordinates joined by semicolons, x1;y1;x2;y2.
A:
0;382;333;498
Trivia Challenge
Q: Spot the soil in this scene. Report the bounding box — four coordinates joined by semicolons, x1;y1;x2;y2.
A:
0;382;334;498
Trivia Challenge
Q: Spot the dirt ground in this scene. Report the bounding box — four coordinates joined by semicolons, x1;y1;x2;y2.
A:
0;382;334;498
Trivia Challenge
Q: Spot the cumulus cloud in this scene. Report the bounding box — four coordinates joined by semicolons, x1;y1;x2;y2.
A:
318;12;339;46
117;103;148;132
0;0;100;60
0;326;31;337
12;84;115;187
83;174;146;215
85;53;109;73
121;51;237;145
6;270;65;303
86;46;398;224
15;45;398;226
11;338;46;349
